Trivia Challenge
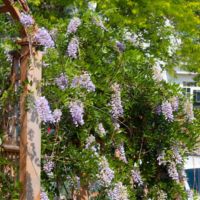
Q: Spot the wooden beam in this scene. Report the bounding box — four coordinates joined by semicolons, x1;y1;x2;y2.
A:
2;0;27;37
19;49;42;200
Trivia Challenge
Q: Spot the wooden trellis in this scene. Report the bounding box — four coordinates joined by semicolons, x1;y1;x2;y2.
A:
0;1;42;200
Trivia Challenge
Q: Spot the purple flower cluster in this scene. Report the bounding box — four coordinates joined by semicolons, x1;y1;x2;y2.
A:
156;97;179;122
71;71;95;92
167;162;179;181
161;101;174;122
110;83;124;119
40;191;49;200
85;135;96;149
69;100;84;126
67;17;81;34
157;147;182;181
55;73;68;90
67;37;79;58
93;16;107;31
170;97;179;112
43;158;55;176
171;146;183;164
117;144;128;164
98;123;106;137
157;101;174;122
20;12;34;27
97;156;114;187
66;175;81;190
157;151;167;166
152;59;165;82
107;182;129;200
85;135;99;157
52;109;62;123
35;97;62;123
116;41;125;52
131;169;143;186
35;27;55;48
35;97;54;123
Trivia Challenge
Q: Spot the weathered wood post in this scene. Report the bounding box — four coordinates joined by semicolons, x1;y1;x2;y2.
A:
0;1;42;199
19;48;42;200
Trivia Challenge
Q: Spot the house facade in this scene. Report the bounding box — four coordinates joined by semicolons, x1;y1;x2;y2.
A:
165;67;200;108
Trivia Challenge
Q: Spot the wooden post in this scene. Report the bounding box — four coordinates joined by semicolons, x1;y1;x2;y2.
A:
19;48;42;200
0;1;42;199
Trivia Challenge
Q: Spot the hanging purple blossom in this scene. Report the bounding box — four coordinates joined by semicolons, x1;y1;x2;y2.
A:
93;16;107;31
35;96;53;123
110;83;124;119
170;97;179;112
116;41;126;52
20;12;34;27
131;169;143;186
116;144;128;164
97;156;114;187
156;106;162;116
71;76;80;88
66;176;81;190
35;27;55;48
69;100;84;126
167;162;179;181
152;59;166;82
85;135;95;149
79;72;95;92
171;146;183;164
107;182;129;200
161;101;174;122
55;73;68;90
67;17;81;34
40;191;49;200
52;109;62;123
71;71;95;92
85;135;99;155
43;159;55;176
98;123;106;137
67;37;79;58
157;151;167;166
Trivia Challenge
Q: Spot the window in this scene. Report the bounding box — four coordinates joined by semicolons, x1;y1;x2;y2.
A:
182;87;191;98
194;90;200;103
183;81;197;87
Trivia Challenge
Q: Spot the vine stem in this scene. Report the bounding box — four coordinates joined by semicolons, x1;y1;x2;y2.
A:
138;136;144;161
